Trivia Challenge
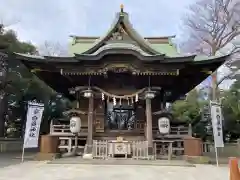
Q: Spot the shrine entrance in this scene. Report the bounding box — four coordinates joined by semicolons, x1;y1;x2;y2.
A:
106;102;136;130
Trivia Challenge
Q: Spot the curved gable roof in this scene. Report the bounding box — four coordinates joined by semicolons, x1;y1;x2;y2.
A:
82;11;162;55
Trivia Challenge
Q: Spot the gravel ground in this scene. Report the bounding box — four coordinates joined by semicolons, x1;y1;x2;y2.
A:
0;161;229;180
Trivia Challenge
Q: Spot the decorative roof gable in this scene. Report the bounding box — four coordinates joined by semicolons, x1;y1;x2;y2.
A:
81;5;162;55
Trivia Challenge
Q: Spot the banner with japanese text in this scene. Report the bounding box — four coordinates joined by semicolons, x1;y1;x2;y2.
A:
210;100;224;148
23;102;44;148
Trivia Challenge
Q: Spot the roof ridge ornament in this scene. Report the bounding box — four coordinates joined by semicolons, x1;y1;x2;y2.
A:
120;4;124;13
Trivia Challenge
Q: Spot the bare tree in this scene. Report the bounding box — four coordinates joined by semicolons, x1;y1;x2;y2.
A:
181;0;240;99
182;0;240;56
38;41;68;56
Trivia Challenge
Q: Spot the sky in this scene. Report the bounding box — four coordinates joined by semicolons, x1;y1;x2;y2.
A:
0;0;194;45
0;0;236;89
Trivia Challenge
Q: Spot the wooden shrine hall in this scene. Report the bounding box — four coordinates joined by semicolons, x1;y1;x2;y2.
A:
4;5;230;160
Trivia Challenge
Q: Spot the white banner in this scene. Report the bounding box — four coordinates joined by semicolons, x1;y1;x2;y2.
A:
210;100;224;148
23;102;44;148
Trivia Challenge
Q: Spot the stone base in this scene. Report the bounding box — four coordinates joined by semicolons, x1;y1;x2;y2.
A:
184;155;211;164
83;153;93;159
183;137;203;156
40;135;59;154
35;152;61;161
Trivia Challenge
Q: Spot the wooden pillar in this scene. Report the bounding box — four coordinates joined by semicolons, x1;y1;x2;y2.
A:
145;98;153;155
86;95;94;153
0;52;8;137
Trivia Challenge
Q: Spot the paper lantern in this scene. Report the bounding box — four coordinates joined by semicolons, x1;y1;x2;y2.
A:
84;89;93;98
158;117;170;134
70;116;81;133
145;90;155;99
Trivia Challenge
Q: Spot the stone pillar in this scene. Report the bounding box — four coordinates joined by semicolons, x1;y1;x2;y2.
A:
0;52;8;137
86;95;94;154
145;98;153;155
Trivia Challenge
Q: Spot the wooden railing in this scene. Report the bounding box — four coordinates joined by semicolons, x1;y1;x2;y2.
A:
0;138;23;152
132;141;149;160
59;137;85;154
50;124;88;136
153;139;184;160
152;126;190;137
202;142;214;153
170;126;189;135
92;140;108;159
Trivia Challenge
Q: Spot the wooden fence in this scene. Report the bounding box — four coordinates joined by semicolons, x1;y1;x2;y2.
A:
92;140;149;160
132;141;149;160
92;140;108;159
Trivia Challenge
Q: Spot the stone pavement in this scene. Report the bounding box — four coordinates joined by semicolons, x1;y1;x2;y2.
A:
0;152;34;168
0;161;229;180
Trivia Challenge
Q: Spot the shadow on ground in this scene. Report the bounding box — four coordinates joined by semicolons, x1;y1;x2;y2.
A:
0;152;36;168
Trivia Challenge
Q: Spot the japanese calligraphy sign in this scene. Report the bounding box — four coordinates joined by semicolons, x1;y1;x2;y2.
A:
210;101;224;148
23;102;44;148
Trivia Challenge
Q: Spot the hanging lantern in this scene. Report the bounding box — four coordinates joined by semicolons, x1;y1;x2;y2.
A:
70;116;81;134
145;90;155;99
84;89;93;98
102;93;105;100
69;89;75;95
113;97;116;106
158;117;170;134
135;94;138;102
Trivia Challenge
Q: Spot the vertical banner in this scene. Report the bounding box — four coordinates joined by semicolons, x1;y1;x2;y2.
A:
23;102;44;148
210;100;224;148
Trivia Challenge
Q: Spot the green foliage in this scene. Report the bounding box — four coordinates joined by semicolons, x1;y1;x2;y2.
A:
0;27;37;53
171;79;240;141
221;80;240;140
172;89;205;123
0;24;71;137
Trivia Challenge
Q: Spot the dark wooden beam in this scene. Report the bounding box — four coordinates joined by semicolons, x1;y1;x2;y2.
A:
145;98;153;155
86;95;94;154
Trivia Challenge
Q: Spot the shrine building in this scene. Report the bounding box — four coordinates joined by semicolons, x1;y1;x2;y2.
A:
4;5;230;159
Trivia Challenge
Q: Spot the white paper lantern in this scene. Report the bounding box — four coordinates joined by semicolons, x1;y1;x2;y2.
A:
145;90;155;99
84;89;93;98
158;117;170;134
70;116;81;133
